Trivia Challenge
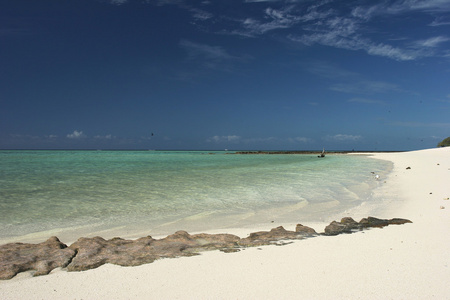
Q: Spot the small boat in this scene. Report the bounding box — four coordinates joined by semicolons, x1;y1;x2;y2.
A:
318;148;325;158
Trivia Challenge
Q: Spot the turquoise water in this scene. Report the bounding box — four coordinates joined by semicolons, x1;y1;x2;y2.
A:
0;150;391;243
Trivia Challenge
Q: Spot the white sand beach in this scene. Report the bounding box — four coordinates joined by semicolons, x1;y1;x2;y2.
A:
1;147;449;299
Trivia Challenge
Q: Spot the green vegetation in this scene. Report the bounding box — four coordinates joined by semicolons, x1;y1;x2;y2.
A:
437;137;450;147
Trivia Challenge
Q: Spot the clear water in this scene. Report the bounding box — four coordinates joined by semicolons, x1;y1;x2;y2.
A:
0;150;391;243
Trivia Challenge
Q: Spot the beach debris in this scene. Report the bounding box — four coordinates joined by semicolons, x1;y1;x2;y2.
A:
406;167;411;169
0;217;411;280
440;206;445;209
444;198;449;200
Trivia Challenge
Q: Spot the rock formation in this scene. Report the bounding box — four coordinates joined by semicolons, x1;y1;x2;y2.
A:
323;217;412;236
0;237;75;280
0;216;411;280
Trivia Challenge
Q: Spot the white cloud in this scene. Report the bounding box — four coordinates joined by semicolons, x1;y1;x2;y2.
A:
190;8;213;21
288;137;312;143
352;0;450;20
67;130;86;139
429;16;450;26
291;31;418;61
413;36;449;48
110;0;128;5
325;134;362;141
154;0;183;5
208;135;242;143
244;0;280;2
390;0;450;13
238;8;301;36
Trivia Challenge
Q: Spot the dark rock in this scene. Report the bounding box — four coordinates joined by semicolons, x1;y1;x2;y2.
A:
387;218;413;225
239;226;308;247
0;236;75;280
406;167;411;169
67;236;158;272
0;216;413;279
359;217;390;228
324;217;412;235
323;218;360;236
67;232;240;272
295;224;317;235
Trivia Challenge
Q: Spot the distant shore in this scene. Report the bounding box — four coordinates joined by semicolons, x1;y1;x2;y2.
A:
0;147;449;299
230;150;402;154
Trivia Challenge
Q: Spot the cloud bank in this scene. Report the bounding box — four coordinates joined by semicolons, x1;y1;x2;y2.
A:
67;130;86;139
151;0;450;61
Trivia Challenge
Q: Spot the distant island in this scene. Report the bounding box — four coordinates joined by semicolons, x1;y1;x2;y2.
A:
229;150;400;155
437;137;450;147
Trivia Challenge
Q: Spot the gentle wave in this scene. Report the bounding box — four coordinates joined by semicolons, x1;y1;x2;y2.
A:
0;150;392;243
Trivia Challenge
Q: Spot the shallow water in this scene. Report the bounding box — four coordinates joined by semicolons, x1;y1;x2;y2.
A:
0;150;391;243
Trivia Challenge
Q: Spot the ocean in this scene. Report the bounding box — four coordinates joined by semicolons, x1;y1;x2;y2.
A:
0;150;392;244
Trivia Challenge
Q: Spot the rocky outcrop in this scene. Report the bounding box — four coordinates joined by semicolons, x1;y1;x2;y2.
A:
68;231;241;272
0;217;411;279
324;217;412;236
0;236;76;280
238;225;316;247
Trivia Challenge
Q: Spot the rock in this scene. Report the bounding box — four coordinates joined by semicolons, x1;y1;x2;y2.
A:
406;167;411;169
295;224;317;235
67;232;240;272
386;218;413;225
0;236;75;280
323;218;360;236
0;216;413;279
239;226;308;247
324;217;412;235
359;217;390;228
67;236;157;272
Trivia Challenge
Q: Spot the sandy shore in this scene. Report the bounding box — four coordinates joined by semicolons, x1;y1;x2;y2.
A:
1;147;449;299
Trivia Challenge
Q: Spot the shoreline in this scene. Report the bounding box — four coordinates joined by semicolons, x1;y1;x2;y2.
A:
1;147;449;299
0;152;390;246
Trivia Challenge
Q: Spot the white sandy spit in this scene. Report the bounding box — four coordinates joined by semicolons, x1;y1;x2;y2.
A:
1;147;449;299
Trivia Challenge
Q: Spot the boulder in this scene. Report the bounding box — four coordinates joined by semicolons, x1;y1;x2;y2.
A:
324;217;412;235
0;216;413;279
295;224;317;235
67;236;158;272
323;220;359;236
0;236;75;280
67;232;240;272
239;226;309;247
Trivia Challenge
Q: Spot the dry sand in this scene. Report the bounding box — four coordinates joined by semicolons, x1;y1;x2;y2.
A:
1;147;449;299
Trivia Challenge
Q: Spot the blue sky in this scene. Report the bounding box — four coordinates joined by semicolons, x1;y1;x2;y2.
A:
1;0;449;150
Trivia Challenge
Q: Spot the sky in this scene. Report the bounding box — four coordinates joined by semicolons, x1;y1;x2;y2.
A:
1;0;450;151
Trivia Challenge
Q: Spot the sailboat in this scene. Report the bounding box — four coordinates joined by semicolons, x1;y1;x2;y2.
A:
318;148;325;158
